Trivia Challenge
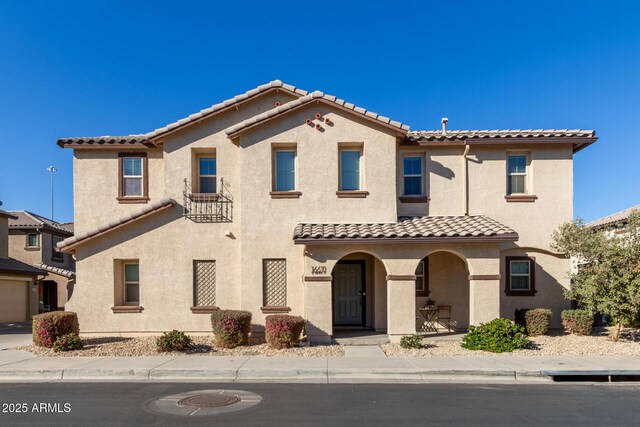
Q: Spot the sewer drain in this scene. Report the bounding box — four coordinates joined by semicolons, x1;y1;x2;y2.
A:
148;390;262;416
178;393;241;408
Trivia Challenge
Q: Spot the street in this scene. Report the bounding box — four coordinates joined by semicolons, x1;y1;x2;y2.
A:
0;382;639;426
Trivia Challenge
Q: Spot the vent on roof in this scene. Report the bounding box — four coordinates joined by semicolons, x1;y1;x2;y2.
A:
441;117;449;135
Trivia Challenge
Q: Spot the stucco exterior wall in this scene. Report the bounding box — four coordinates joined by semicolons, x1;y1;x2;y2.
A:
0;217;8;258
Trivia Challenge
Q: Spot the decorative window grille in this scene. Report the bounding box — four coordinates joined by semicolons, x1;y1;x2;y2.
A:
194;260;216;306
262;259;287;307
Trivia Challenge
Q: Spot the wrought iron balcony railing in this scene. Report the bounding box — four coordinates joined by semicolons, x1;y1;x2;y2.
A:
183;178;233;223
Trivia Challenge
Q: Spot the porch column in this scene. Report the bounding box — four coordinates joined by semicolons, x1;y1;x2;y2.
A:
468;275;501;325
304;276;333;344
386;275;416;343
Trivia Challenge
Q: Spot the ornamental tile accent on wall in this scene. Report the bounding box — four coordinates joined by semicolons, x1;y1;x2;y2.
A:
263;259;287;307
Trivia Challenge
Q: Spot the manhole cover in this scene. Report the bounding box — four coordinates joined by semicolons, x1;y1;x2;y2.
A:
178;393;240;408
148;389;262;416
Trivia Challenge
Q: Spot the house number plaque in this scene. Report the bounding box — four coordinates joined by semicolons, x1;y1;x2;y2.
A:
311;266;327;275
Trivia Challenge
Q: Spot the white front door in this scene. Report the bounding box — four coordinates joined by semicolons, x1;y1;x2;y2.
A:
333;262;364;326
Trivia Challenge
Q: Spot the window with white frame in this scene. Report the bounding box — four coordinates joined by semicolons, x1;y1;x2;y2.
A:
274;150;296;191
124;263;140;304
198;157;217;193
340;149;361;191
403;156;423;196
122;157;143;197
507;155;527;194
505;256;536;296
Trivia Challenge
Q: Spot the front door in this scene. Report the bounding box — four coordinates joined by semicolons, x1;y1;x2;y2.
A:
332;262;364;326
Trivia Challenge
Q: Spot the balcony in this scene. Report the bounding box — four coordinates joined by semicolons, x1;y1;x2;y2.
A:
183;178;233;223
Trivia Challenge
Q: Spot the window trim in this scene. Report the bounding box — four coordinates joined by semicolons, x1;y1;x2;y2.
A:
197;156;217;194
117;153;149;204
51;235;64;262
505;256;536;296
403;155;423;197
26;233;39;249
338;147;363;192
506;154;528;196
273;148;297;192
123;262;140;305
415;257;430;297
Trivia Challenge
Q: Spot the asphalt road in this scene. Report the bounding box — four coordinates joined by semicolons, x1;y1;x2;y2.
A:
0;382;639;426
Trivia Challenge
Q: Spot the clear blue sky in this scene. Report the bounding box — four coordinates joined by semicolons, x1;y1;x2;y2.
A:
1;1;639;224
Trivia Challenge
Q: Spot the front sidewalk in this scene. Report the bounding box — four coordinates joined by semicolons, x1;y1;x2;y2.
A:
1;349;639;383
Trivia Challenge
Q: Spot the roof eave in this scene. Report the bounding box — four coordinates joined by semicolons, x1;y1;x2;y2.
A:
293;234;519;245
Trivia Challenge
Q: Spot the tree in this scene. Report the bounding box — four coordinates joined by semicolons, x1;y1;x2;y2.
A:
552;212;640;341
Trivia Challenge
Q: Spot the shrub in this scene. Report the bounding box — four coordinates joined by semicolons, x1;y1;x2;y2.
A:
52;333;83;352
32;312;80;348
461;318;529;353
400;334;424;349
525;308;552;336
561;310;593;335
265;315;305;349
211;310;252;348
156;330;193;352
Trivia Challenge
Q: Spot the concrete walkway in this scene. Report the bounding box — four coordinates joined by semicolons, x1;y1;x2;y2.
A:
1;349;640;383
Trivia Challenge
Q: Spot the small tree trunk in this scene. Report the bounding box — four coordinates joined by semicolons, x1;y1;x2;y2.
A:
611;320;622;342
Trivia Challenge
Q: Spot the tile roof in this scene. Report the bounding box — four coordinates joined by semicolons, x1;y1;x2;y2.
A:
58;198;176;251
58;222;74;234
34;262;75;278
225;90;410;136
293;215;518;243
406;129;596;141
8;211;74;236
586;204;640;229
0;210;18;220
56;80;308;148
0;257;47;277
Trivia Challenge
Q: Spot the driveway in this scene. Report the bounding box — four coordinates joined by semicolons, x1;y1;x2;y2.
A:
0;322;32;350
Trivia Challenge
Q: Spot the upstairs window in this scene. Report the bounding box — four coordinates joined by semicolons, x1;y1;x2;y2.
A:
274;150;296;192
118;153;148;202
198;157;217;193
340;150;361;191
403;156;423;196
52;236;63;261
507;155;527;194
26;233;39;248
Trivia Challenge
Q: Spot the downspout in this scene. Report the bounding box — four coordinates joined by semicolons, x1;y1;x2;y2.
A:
462;144;470;215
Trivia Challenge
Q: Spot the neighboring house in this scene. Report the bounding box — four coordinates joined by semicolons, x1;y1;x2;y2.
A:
56;80;597;343
0;210;48;322
586;204;640;233
7;211;75;311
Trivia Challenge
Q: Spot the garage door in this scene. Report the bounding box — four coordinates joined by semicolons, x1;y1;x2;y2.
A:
0;280;29;323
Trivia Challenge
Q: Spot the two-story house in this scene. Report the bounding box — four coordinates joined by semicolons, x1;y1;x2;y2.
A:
56;80;597;343
0;210;48;322
8;211;75;311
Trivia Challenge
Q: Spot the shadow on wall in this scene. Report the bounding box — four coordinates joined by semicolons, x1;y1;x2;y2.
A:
426;156;455;180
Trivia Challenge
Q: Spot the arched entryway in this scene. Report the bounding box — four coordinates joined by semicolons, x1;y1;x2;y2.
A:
414;251;470;332
331;252;388;331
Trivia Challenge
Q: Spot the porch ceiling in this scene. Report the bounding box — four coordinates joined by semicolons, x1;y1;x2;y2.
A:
293;215;518;244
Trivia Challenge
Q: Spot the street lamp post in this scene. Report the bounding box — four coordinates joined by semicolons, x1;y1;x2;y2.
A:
47;166;57;220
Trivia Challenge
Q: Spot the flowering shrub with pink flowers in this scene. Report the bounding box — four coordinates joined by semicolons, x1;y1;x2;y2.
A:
32;312;80;348
210;310;252;348
265;315;305;349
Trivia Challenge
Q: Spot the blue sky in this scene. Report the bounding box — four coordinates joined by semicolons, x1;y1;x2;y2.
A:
0;1;639;224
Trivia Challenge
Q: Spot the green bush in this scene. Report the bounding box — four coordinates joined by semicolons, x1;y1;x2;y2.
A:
461;318;529;353
265;315;305;349
400;334;424;349
561;310;593;335
211;310;252;349
52;333;83;352
525;308;552;336
32;312;80;348
156;330;193;352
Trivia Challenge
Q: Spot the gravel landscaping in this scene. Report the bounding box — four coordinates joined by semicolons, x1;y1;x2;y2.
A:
15;336;344;357
383;327;640;357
